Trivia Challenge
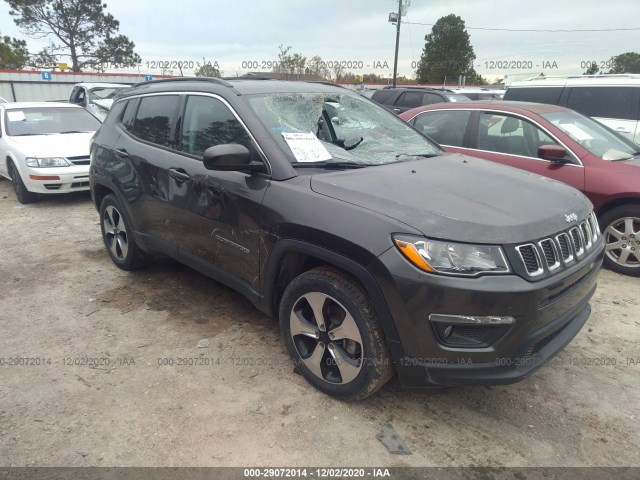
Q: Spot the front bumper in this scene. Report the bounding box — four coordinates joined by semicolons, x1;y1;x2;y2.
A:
24;166;90;194
371;237;604;389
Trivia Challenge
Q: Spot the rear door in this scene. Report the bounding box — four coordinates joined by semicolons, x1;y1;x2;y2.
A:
564;86;640;143
115;93;184;252
468;111;585;192
393;91;423;114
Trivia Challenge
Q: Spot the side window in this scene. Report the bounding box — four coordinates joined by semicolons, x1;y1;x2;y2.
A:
131;95;180;147
396;91;423;109
504;87;563;104
477;112;559;158
422;93;443;105
180;95;251;157
413;110;471;147
566;87;635;120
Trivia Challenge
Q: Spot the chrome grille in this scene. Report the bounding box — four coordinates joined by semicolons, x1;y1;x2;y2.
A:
516;244;543;276
68;155;90;165
556;233;573;262
515;213;600;278
570;227;584;257
539;239;560;270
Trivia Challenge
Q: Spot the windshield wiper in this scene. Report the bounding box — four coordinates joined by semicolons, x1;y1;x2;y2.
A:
395;153;440;159
58;130;90;134
292;161;368;169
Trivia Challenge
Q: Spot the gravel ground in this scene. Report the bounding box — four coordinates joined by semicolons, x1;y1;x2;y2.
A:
0;178;638;468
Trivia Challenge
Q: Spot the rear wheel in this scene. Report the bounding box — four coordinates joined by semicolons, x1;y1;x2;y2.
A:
8;162;37;204
600;205;640;276
99;194;146;270
279;267;393;401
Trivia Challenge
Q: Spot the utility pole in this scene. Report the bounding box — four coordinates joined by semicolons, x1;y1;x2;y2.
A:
392;0;402;88
389;0;409;88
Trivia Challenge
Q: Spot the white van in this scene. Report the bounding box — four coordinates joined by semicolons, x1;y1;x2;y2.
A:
504;75;640;144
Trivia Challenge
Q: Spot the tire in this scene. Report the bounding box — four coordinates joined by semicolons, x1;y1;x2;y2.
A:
8;162;37;204
599;205;640;277
99;194;146;270
279;267;393;401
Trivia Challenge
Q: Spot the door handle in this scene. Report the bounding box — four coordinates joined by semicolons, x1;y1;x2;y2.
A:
393;108;401;112
615;127;631;133
115;148;130;158
168;168;191;182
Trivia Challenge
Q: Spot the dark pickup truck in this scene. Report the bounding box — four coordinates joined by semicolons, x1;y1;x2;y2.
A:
90;78;604;400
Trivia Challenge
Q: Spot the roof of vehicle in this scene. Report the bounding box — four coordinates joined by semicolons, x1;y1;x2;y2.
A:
508;74;640;88
401;100;571;118
381;86;457;93
120;77;350;98
74;82;131;89
1;102;83;109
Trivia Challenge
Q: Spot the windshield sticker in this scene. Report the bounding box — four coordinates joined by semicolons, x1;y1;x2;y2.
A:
282;132;332;163
560;123;593;141
7;111;26;122
272;126;290;132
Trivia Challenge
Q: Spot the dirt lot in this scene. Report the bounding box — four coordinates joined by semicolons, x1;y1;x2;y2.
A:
0;177;638;468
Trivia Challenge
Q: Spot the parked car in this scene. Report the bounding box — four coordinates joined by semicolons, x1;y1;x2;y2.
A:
69;83;131;121
0;102;101;203
451;88;504;100
90;78;603;400
371;87;471;114
400;101;640;275
504;74;640;144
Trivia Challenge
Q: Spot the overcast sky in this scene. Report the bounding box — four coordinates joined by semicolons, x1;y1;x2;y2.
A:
1;0;639;81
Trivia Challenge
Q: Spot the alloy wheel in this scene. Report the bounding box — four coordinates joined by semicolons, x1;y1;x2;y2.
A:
604;217;640;269
102;205;129;261
289;292;363;384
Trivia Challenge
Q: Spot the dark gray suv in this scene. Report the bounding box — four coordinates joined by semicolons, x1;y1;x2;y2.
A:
89;77;604;400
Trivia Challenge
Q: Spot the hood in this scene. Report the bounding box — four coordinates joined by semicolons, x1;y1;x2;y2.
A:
9;132;94;158
310;153;592;244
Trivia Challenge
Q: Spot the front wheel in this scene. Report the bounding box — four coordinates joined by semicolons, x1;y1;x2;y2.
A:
600;205;640;276
279;267;393;401
8;163;37;204
99;194;146;270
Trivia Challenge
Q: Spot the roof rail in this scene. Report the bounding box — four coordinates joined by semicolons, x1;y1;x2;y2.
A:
132;76;233;88
522;73;640;81
223;75;275;81
305;80;346;89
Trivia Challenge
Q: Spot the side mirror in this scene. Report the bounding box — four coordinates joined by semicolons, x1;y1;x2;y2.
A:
203;144;264;172
538;144;571;163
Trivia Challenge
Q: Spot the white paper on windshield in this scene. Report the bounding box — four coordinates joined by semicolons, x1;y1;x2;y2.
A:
282;132;332;163
7;111;25;122
561;124;593;141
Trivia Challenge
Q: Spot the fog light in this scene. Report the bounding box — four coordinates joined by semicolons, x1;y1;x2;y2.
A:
429;314;515;348
429;314;515;325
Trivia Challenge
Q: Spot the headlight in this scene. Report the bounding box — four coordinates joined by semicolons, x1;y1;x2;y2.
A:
25;157;72;168
393;235;510;276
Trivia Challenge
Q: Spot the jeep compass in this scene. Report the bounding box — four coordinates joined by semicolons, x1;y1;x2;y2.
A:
89;78;604;400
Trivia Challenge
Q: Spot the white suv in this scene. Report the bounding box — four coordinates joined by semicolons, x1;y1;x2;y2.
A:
504;75;640;144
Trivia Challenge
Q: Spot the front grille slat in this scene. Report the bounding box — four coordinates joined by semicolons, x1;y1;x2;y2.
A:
516;244;543;276
516;213;598;278
68;155;90;166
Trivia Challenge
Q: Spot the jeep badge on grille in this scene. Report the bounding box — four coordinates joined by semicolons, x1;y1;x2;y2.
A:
565;213;578;223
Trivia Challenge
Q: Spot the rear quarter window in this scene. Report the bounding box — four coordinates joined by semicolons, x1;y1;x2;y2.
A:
371;90;397;104
504;87;563;105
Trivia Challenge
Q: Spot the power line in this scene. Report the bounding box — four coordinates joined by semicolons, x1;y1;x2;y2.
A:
403;21;640;32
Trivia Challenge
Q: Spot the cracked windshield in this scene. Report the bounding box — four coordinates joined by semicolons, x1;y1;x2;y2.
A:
246;92;440;164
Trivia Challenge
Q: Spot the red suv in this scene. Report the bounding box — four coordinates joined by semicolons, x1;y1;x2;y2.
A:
400;101;640;276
